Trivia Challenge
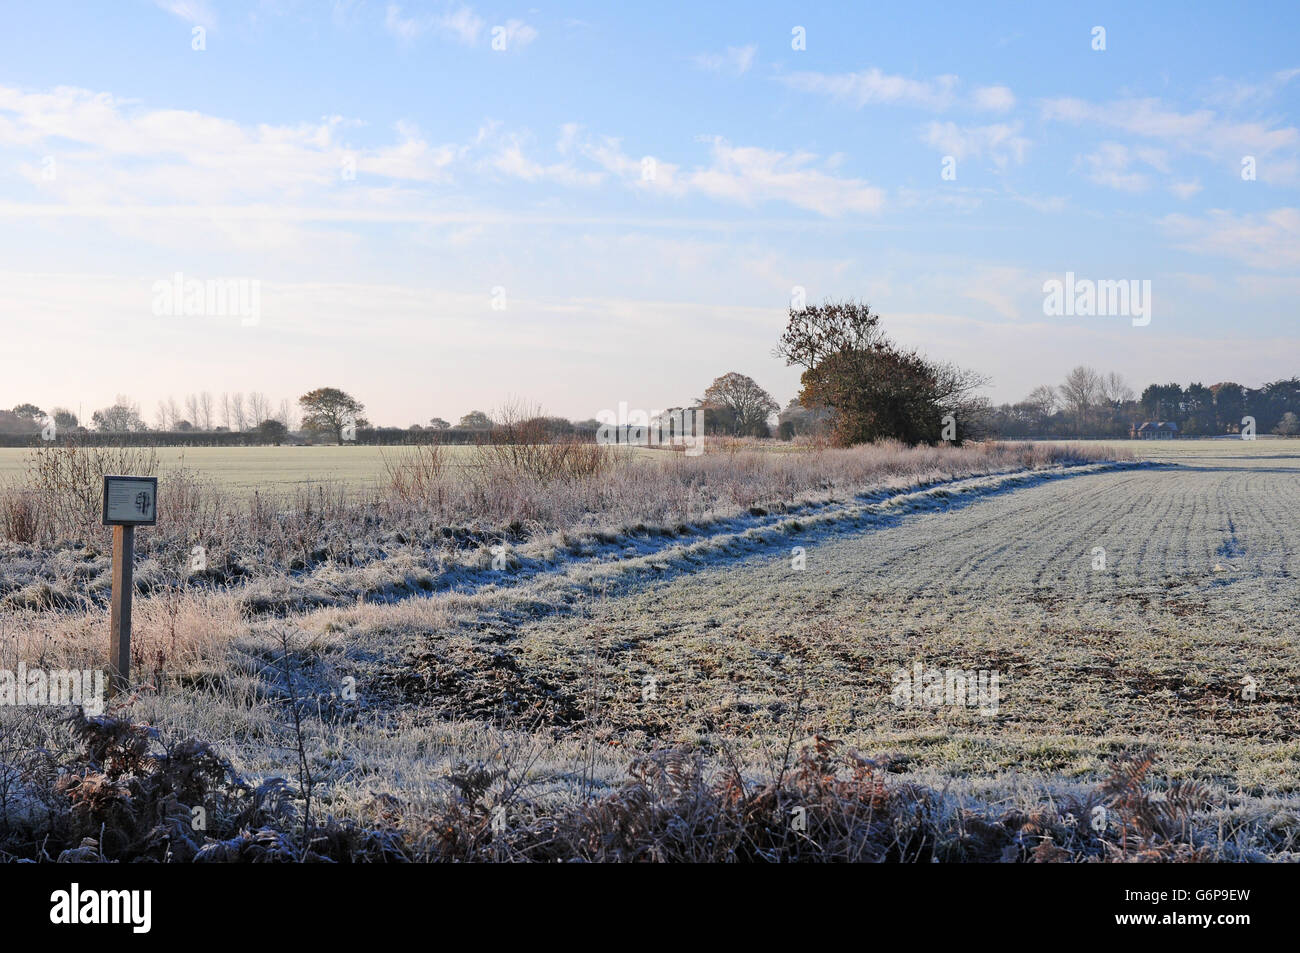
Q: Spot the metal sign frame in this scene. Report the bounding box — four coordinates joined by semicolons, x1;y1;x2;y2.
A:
101;475;159;526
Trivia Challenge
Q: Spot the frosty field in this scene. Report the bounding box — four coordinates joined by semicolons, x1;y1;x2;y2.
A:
0;437;1277;491
3;438;1298;861
509;439;1299;790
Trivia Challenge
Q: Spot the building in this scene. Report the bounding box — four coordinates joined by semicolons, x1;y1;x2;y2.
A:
1131;421;1179;439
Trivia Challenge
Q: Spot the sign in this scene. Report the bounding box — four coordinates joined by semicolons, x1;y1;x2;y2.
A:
101;475;159;694
102;476;158;526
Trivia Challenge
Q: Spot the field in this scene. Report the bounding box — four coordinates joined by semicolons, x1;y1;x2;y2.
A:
0;437;1275;491
0;445;465;495
2;438;1298;861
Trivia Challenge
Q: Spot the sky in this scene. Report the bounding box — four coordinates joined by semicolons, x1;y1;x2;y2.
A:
1;0;1298;427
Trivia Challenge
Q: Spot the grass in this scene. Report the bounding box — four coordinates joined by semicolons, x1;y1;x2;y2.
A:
7;437;1299;861
0;445;482;494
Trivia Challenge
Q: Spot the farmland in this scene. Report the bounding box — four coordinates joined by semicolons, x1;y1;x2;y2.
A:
0;445;462;494
2;437;1298;861
0;436;1281;492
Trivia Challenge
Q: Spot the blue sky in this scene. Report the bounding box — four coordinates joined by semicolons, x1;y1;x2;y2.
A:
2;1;1298;425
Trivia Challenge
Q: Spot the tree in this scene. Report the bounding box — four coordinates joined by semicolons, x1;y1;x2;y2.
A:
1059;366;1103;435
154;396;181;431
11;403;44;424
1275;411;1300;436
700;372;779;437
777;397;830;440
51;407;78;430
775;298;987;446
92;396;148;432
248;392;272;428
230;392;248;431
299;387;366;444
1024;385;1058;419
457;410;494;430
1140;383;1183;420
1211;383;1246;434
428;417;451;431
198;391;215;430
1101;372;1134;406
257;419;290;445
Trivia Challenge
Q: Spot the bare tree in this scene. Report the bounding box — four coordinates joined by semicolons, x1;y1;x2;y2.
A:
248;392;271;428
93;395;147;432
198;391;214;430
1025;385;1058;418
154;396;182;430
281;398;299;431
185;393;201;428
1059;366;1103;434
230;392;248;431
1101;371;1134;406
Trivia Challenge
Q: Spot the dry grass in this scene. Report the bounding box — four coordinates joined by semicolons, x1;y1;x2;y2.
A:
22;438;1270;864
0;440;1123;613
0;713;1284;862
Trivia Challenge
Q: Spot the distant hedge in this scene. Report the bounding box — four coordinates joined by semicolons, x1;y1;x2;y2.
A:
0;425;599;449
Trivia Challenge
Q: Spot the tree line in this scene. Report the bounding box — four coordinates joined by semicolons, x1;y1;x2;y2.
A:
7;301;1292;448
989;367;1300;438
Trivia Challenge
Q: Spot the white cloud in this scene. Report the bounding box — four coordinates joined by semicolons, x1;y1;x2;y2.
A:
0;86;467;205
152;0;215;27
923;121;1029;167
693;45;757;76
1204;67;1300;108
491;19;538;51
578;132;884;215
1077;142;1171;192
384;3;485;46
487;136;603;187
1162;208;1300;269
686;139;885;215
972;85;1015;112
0;86;880;221
782;67;959;111
1042;96;1299;161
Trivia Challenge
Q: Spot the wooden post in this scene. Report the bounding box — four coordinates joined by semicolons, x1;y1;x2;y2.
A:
102;475;155;698
109;524;134;695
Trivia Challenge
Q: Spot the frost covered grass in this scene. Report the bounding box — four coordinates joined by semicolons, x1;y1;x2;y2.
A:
14;438;1297;862
0;439;1120;612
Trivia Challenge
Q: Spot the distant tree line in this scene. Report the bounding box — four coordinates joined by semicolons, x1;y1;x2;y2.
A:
12;337;1289;451
988;367;1300;438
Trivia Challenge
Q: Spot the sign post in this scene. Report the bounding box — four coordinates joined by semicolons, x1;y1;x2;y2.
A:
102;476;157;695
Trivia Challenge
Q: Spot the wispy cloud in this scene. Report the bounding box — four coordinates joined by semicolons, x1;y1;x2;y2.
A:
384;3;486;46
972;85;1015;112
1041;95;1299;163
781;67;960;111
152;0;215;28
923;121;1029;167
1163;208;1300;269
1203;67;1300;108
693;45;756;76
492;19;537;51
1079;142;1169;192
577;132;884;215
